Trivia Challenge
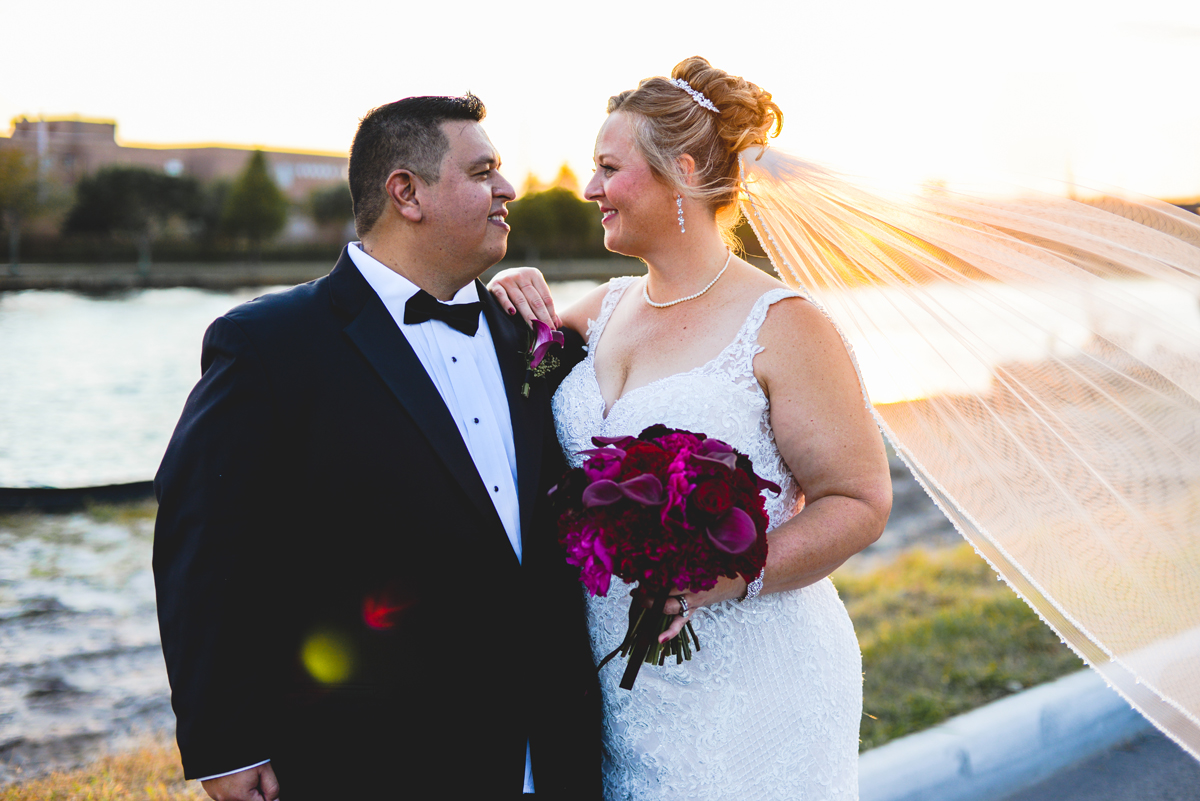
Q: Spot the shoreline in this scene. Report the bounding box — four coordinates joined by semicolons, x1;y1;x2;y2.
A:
0;482;155;512
0;258;646;293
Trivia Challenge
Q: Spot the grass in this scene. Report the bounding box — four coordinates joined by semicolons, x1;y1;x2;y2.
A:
835;544;1084;750
83;499;159;528
0;499;157;544
0;741;205;800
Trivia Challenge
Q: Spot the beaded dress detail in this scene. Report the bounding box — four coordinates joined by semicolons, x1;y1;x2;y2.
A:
552;277;862;801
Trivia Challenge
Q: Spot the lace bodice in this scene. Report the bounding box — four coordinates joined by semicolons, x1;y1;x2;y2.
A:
554;276;802;526
552;277;862;800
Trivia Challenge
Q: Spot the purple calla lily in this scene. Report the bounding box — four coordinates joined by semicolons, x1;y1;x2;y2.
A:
582;474;666;507
706;507;757;554
580;447;625;482
698;439;734;455
757;476;782;494
592;434;638;449
693;451;738;470
693;438;739;469
578;447;627;460
529;319;565;369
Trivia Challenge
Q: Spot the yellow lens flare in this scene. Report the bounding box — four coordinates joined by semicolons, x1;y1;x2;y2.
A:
301;630;355;685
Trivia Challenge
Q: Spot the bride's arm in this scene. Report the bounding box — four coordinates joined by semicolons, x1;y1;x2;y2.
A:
658;296;892;640
488;266;608;336
753;297;892;589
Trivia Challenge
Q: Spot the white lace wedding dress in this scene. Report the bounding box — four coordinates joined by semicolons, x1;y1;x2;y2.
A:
552;277;863;801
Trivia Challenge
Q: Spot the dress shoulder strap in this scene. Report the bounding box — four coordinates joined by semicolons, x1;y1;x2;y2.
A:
711;288;805;386
744;288;805;342
585;275;639;351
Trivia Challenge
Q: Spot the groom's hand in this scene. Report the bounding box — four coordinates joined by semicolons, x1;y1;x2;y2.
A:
201;762;280;801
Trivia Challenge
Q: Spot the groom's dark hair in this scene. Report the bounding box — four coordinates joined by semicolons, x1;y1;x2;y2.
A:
349;93;487;236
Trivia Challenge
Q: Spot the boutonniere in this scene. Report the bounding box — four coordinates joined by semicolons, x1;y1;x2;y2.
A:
521;319;565;398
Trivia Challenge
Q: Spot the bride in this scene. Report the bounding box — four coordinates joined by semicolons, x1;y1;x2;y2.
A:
494;56;891;799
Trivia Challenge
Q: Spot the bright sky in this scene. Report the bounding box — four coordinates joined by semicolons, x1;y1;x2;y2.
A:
4;0;1199;199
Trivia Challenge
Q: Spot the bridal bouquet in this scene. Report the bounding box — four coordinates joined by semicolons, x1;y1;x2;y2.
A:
552;425;778;690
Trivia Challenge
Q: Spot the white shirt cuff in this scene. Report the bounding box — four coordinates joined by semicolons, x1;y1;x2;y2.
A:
198;759;270;782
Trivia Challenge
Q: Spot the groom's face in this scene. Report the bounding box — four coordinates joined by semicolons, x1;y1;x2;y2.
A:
418;120;516;274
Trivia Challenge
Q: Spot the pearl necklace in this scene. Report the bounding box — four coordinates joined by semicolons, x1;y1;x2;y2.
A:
642;250;733;308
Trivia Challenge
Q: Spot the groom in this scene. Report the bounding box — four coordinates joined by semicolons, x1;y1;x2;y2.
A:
153;95;600;800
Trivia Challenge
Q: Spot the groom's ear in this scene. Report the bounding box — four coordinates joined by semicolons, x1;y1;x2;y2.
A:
385;169;423;223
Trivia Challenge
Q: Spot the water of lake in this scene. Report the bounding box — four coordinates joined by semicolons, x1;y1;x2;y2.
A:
0;280;602;488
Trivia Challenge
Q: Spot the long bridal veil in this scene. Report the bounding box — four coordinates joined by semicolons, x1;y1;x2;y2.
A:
739;149;1200;759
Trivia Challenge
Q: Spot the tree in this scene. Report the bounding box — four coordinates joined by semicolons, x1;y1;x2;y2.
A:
552;163;581;195
221;150;288;258
309;181;353;242
505;186;606;260
195;179;232;245
0;150;43;273
506;163;608;262
64;166;201;274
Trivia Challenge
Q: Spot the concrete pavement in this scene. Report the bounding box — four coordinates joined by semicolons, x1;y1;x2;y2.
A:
1001;729;1200;801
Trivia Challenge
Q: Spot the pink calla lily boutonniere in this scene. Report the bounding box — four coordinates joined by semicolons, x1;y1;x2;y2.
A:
521;319;565;398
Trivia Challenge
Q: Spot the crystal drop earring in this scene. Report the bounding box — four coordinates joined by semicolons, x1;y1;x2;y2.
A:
676;194;686;233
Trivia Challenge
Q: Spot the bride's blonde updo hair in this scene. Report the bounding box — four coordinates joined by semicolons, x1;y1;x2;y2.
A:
607;56;783;236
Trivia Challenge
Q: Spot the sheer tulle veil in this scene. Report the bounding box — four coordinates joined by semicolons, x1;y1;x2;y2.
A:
737;147;1200;758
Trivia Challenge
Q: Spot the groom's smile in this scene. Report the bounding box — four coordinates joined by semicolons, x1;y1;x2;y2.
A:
418;120;516;275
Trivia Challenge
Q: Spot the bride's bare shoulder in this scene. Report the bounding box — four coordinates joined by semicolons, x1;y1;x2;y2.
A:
560;278;628;336
756;293;853;378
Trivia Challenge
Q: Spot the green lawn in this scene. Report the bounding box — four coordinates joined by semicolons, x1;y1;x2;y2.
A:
835;544;1083;750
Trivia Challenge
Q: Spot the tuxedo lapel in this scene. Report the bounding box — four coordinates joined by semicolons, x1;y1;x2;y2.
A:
478;282;544;558
333;260;515;566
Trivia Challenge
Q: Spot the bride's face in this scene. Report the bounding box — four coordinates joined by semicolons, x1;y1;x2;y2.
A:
584;111;678;258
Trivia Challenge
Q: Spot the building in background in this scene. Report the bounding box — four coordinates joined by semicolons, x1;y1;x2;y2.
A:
0;117;348;200
0;116;350;241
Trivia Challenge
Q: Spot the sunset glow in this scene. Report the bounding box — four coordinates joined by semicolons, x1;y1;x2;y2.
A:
3;0;1197;201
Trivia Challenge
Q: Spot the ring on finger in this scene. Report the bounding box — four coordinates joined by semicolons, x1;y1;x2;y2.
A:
677;596;689;617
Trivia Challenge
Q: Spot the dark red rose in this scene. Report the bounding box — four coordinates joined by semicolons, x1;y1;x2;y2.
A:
637;424;676;442
692;479;734;517
619;441;672;479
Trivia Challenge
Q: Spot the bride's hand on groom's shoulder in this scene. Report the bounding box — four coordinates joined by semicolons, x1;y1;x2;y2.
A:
488;267;561;329
201;762;280;801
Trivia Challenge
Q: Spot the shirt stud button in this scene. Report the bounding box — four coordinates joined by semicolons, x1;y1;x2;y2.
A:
493;486;499;492
451;357;458;363
473;418;479;424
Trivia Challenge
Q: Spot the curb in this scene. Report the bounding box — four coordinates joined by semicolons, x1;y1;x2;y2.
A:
859;668;1151;801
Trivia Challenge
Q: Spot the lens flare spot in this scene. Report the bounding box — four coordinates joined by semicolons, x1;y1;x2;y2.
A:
301;631;354;684
362;591;410;630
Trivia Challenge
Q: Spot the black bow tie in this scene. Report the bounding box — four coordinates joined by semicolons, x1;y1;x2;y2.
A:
403;289;483;336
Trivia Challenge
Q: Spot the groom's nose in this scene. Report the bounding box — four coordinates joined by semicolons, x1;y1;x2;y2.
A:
494;172;516;202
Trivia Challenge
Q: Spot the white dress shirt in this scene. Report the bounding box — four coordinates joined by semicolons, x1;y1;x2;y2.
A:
347;244;523;562
201;244;534;793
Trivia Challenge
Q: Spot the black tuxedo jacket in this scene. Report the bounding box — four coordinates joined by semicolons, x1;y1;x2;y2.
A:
153;248;600;799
